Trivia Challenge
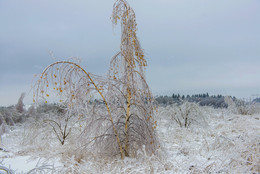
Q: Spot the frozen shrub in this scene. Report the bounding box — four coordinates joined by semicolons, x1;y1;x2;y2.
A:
163;102;206;128
248;102;260;114
3;112;15;126
23;103;75;146
236;101;252;115
43;106;72;145
224;96;259;115
16;92;26;113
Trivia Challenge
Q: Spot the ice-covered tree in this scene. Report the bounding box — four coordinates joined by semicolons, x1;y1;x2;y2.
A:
33;0;158;159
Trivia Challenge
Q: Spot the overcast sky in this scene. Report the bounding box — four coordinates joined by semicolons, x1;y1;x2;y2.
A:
0;0;260;106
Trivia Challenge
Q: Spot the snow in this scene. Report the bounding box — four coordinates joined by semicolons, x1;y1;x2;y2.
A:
0;107;259;173
2;156;38;173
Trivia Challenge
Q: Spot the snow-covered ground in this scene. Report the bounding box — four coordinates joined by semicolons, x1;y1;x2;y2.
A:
1;107;259;173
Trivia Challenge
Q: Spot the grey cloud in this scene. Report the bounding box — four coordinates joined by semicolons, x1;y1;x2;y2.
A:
0;0;260;106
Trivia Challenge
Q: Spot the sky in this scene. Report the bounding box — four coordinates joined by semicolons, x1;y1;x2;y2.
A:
0;0;260;106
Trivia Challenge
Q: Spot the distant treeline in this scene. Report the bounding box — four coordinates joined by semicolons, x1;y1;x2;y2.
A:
155;93;234;108
253;98;260;103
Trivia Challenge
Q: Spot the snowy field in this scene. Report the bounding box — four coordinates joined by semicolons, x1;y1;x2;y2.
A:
1;106;259;173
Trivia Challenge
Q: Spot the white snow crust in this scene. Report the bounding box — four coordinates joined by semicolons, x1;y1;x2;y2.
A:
0;107;259;173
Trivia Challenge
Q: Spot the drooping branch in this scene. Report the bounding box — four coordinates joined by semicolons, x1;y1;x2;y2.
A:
112;0;147;69
33;61;124;159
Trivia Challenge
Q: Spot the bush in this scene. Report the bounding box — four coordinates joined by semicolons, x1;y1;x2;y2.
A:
43;106;72;145
224;96;260;115
163;102;207;128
